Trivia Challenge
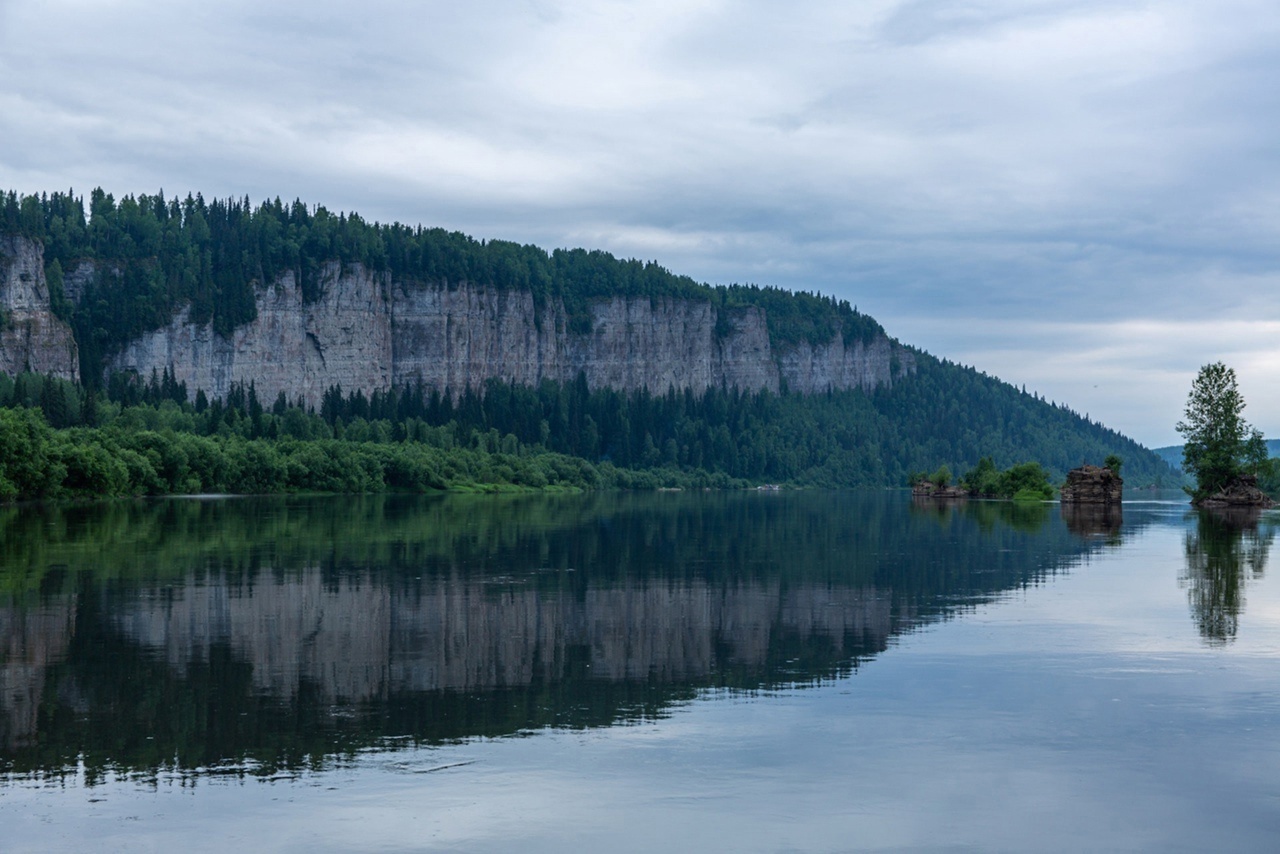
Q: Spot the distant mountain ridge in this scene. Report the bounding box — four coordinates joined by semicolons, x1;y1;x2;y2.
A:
1152;440;1280;473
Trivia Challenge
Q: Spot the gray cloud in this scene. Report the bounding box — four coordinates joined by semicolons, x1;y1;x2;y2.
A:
2;0;1278;442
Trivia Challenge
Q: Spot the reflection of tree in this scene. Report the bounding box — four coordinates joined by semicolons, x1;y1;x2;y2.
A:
1182;509;1275;645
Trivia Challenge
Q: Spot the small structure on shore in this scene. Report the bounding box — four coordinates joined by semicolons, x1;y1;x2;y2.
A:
1060;464;1123;505
1196;475;1275;509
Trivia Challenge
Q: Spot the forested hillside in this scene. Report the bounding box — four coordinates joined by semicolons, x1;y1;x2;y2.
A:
1;359;1173;500
1;189;1176;496
2;189;882;382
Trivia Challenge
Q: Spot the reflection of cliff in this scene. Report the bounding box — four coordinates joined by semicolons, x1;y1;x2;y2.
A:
0;491;1110;780
0;598;77;750
110;573;895;703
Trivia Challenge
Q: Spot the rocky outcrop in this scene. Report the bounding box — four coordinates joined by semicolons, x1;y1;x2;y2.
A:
1197;475;1275;509
0;237;79;381
0;234;915;404
911;481;969;499
108;260;915;406
113;264;393;407
1060;465;1123;504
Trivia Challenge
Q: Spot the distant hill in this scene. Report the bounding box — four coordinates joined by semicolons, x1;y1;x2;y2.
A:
1152;439;1280;473
3;188;1179;489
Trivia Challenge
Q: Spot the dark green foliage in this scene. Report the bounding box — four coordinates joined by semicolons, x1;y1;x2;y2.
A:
1;350;1174;500
1176;362;1264;501
1002;463;1055;501
960;457;999;495
4;189;879;383
1105;454;1123;476
957;457;1054;499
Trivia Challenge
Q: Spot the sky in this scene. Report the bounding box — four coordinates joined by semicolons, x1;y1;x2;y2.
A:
2;0;1278;447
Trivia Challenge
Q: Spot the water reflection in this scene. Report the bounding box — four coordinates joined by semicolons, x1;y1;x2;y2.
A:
910;496;1053;534
1182;508;1276;646
1060;503;1123;543
0;492;1117;782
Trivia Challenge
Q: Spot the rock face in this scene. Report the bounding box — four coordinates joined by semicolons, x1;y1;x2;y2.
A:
911;481;969;499
105;258;915;405
112;265;394;407
0;234;916;404
0;237;79;381
1060;465;1123;504
1198;475;1275;509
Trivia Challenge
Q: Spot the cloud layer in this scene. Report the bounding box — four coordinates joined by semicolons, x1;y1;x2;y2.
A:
3;0;1278;444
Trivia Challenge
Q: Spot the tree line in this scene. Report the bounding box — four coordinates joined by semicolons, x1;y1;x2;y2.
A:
1;356;1176;500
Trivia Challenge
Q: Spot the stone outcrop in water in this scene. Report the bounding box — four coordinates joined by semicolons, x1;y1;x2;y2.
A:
1060;464;1123;504
911;481;969;499
1197;475;1275;509
0;237;915;405
0;237;79;381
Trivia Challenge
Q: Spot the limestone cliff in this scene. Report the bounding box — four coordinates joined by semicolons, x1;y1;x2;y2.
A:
109;261;915;405
0;237;79;380
2;235;914;403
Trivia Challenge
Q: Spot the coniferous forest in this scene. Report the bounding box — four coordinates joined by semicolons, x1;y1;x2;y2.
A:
1;190;1177;499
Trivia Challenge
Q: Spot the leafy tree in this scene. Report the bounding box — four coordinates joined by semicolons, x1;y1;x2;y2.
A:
1176;362;1260;500
1104;454;1123;477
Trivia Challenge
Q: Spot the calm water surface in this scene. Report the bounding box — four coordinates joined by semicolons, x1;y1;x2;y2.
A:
1;491;1278;851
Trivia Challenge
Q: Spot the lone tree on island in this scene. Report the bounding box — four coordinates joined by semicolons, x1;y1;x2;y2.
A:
1176;362;1267;502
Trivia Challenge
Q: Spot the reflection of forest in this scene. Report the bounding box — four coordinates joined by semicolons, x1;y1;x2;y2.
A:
0;492;1118;779
1182;509;1275;645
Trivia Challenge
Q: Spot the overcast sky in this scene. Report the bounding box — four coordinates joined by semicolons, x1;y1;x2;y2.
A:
3;0;1278;446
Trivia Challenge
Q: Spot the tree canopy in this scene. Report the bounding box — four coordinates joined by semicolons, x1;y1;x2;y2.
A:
1176;362;1267;501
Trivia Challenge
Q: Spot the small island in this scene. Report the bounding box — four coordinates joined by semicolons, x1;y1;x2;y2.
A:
1177;362;1276;509
911;458;1056;502
1060;457;1123;505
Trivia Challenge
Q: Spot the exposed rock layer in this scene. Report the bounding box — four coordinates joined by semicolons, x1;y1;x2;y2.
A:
0;237;79;380
101;258;914;405
1197;475;1275;509
1;235;915;404
1060;465;1123;504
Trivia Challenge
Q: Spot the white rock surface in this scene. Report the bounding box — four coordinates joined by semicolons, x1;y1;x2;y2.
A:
0;237;80;380
0;233;913;404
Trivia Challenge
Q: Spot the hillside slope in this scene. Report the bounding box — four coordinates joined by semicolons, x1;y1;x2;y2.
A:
1;189;1175;487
